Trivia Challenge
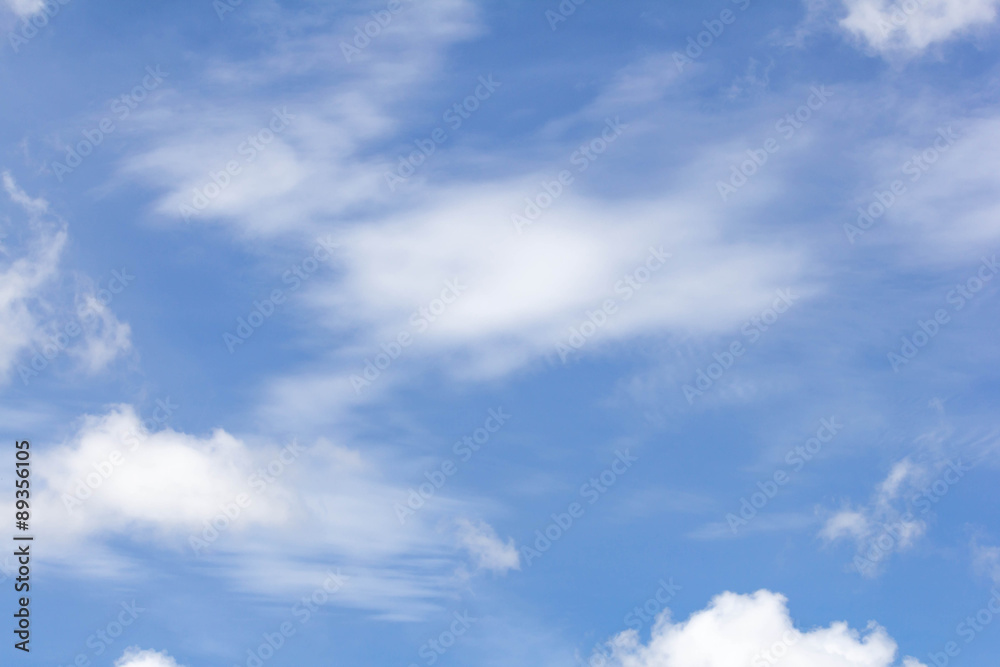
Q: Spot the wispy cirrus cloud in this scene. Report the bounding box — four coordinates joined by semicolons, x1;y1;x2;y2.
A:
0;172;132;385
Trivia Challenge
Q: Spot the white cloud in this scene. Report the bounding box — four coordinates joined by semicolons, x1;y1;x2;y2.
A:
0;172;133;383
2;0;44;19
2;171;47;213
839;0;1000;54
26;405;513;618
0;172;66;381
821;510;871;541
69;293;133;373
597;590;924;667
114;647;184;667
820;459;929;576
972;537;1000;583
36;406;287;539
111;7;815;393
456;518;520;574
122;0;481;237
872;117;1000;259
300;183;806;380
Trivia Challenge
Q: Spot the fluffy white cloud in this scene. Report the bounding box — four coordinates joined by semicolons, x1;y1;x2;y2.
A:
36;406;287;539
114;647;184;667
596;590;924;667
27;405;513;618
839;0;1000;54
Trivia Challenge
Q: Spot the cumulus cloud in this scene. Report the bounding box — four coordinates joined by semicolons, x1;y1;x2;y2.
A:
839;0;1000;54
596;590;924;667
26;405;513;618
36;406;287;539
114;647;184;667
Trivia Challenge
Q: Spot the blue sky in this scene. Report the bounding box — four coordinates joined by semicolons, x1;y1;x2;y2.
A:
2;0;1000;665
